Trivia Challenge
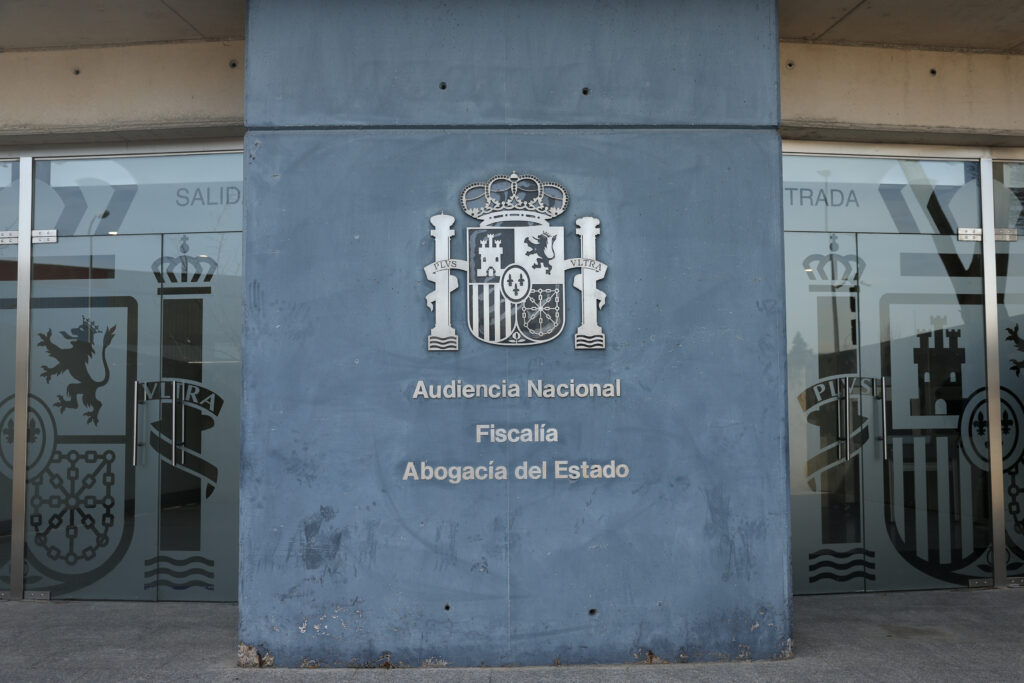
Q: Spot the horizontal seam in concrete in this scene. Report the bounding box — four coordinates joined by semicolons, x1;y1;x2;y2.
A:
780;38;1024;56
0;37;245;53
782;119;1024;135
243;124;780;132
0;119;244;131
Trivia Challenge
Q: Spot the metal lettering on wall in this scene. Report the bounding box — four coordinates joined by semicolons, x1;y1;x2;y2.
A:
425;172;608;350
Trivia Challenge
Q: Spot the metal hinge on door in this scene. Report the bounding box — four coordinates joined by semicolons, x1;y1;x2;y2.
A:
958;227;1018;242
0;229;58;244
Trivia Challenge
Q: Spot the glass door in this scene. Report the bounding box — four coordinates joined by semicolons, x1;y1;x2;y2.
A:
25;233;159;599
3;152;242;601
143;231;241;600
787;232;870;593
858;233;991;590
786;153;995;593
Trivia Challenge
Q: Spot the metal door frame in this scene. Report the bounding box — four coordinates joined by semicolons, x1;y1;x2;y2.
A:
784;140;1024;588
2;140;241;599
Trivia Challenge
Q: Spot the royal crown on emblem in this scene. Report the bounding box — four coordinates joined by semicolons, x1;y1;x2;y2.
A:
460;172;568;223
152;235;218;294
802;235;864;285
802;252;864;285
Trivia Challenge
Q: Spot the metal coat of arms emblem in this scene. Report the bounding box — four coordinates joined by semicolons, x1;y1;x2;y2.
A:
425;172;607;350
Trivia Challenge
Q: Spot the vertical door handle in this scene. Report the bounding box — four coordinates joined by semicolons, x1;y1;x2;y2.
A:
132;380;139;467
880;377;889;461
837;379;845;459
845;377;853;461
170;380;177;467
179;390;186;465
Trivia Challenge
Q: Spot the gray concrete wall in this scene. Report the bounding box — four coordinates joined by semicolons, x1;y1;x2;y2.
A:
241;0;790;668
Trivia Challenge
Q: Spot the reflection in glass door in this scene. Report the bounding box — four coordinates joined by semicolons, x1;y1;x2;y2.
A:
786;154;999;593
0;152;241;601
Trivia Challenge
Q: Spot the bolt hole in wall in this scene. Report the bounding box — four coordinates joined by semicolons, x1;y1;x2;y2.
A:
439;81;447;90
0;151;243;601
581;87;590;95
784;150;1024;594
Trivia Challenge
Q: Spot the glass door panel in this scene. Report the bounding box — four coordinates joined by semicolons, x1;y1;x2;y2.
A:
26;234;161;599
37;153;242;237
786;232;866;593
783;156;980;235
0;159;18;592
148;232;240;601
0;242;15;594
994;161;1024;580
858;234;990;590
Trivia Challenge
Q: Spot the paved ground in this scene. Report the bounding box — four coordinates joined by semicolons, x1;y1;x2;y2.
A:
0;588;1022;681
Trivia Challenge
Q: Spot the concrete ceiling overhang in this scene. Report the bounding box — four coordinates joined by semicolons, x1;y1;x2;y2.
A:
0;0;244;50
779;0;1024;53
2;1;1023;54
